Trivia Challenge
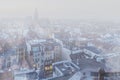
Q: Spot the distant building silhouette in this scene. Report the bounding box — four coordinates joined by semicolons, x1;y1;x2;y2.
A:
34;8;39;22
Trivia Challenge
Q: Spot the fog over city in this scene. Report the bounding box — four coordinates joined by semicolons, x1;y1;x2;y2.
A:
0;0;120;80
0;0;120;21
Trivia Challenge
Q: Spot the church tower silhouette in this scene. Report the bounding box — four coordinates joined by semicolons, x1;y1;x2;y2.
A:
34;8;39;22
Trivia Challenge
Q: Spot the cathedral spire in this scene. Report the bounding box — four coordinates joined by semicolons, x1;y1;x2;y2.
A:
34;8;39;22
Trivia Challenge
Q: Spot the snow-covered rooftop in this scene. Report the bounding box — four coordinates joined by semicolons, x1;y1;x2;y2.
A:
27;39;46;45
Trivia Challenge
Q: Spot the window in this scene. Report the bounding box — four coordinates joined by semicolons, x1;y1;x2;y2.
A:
32;46;39;52
45;66;48;71
50;65;52;70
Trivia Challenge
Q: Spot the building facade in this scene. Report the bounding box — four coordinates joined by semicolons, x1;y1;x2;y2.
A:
26;39;62;78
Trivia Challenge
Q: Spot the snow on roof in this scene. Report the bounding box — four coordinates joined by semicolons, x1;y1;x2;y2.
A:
69;72;82;80
84;46;102;54
72;50;83;54
27;39;46;45
53;61;79;76
103;53;120;58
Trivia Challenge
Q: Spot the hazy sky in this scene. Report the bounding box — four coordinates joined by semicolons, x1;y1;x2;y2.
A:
0;0;120;21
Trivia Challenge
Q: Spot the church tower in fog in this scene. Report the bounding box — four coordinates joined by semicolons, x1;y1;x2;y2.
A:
34;8;39;22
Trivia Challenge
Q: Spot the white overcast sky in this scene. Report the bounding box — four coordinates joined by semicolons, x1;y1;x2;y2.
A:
0;0;120;21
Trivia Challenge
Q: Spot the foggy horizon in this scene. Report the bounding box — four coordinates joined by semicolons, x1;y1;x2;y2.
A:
0;0;120;21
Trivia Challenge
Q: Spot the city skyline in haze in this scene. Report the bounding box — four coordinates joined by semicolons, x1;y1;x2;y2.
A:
0;0;120;21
